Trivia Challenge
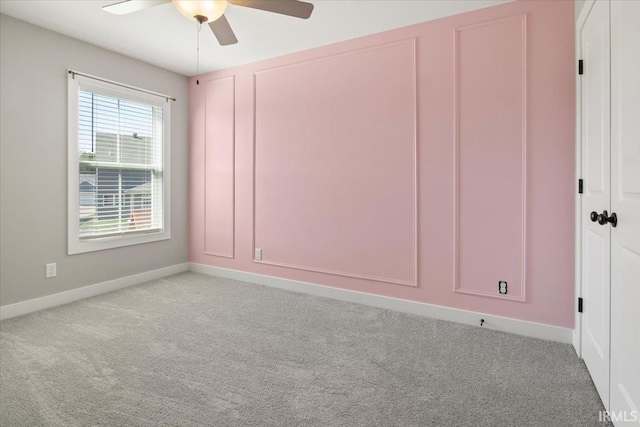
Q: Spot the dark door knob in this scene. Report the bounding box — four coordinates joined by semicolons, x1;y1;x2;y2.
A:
597;210;618;227
606;212;617;227
598;211;608;225
590;211;599;222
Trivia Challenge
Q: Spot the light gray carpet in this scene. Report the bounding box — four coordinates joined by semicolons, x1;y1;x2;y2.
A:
1;272;607;426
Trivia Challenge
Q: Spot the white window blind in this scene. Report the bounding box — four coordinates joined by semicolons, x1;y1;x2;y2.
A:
69;72;171;254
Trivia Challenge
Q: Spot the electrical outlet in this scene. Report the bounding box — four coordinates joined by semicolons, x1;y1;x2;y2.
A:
45;263;56;279
255;248;262;261
498;281;507;294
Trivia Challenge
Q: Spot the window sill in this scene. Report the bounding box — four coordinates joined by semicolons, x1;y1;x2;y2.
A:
68;229;170;255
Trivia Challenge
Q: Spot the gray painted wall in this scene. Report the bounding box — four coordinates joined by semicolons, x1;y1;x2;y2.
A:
0;14;189;306
576;0;586;20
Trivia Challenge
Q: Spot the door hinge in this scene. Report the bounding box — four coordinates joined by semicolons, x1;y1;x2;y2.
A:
578;297;583;313
578;59;584;75
578;178;583;194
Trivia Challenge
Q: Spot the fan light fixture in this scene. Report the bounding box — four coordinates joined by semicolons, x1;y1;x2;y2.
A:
172;0;227;23
104;0;314;46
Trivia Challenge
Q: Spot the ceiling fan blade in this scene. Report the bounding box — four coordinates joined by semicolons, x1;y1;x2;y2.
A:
102;0;171;15
209;15;238;46
229;0;314;19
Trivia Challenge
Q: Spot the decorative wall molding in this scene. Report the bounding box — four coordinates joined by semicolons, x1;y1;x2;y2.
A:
252;38;417;79
251;259;418;287
191;263;573;344
203;75;235;259
0;263;190;321
251;39;419;287
453;14;528;302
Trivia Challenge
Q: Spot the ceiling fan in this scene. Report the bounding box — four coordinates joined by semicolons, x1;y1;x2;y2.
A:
102;0;314;46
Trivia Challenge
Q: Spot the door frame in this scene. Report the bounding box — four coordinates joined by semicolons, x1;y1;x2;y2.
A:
574;0;598;359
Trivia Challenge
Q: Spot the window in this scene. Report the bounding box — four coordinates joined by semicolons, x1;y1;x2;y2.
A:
68;73;170;254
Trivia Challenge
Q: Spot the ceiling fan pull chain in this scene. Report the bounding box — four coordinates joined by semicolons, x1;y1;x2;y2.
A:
196;22;201;85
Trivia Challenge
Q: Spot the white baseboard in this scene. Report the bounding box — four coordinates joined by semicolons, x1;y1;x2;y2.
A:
0;263;189;321
573;330;581;357
190;263;573;344
1;261;574;344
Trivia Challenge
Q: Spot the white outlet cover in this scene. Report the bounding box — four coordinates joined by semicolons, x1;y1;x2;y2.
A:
255;249;262;261
45;263;56;279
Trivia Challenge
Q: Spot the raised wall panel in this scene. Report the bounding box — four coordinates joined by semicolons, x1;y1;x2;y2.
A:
253;40;417;286
454;15;527;301
585;22;609;195
204;76;235;258
616;27;640;197
585;229;606;359
611;245;640;414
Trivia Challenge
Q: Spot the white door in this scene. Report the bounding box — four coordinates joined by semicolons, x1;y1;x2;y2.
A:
580;0;611;408
610;0;640;423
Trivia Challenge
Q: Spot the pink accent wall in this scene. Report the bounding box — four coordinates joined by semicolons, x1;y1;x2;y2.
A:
189;0;575;328
203;76;235;258
254;40;417;286
455;14;527;301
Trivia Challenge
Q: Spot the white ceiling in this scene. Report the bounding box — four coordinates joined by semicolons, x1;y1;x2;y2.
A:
0;0;512;76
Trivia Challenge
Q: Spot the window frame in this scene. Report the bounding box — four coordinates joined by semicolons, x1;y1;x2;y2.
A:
68;73;171;255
